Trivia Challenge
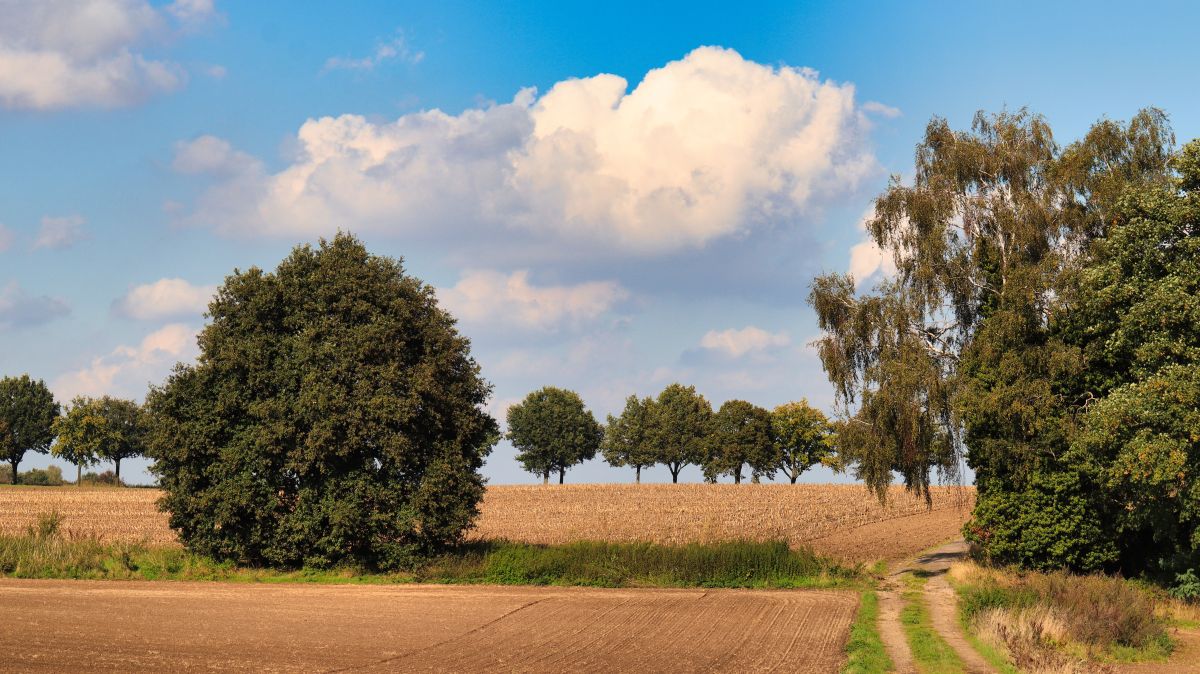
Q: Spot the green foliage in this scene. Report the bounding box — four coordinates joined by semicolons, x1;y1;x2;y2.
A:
0;375;59;485
601;395;657;482
52;396;145;481
17;465;66;486
809;106;1195;573
704;399;773;484
770;399;836;483
144;233;498;570
842;591;893;674
506;386;603;484
1170;569;1200;602
648;383;712;483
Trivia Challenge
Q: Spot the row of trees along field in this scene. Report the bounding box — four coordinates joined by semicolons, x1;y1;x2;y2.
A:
811;107;1200;583
0;375;145;485
505;385;835;485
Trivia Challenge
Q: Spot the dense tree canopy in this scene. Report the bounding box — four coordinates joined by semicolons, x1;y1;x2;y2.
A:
649;383;712;483
770;400;836;484
602;395;657;483
704;400;773;484
809;107;1192;573
0;375;59;485
507;386;603;484
144;234;498;570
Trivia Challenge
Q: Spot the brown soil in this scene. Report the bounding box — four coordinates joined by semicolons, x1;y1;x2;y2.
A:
807;506;972;564
0;580;856;673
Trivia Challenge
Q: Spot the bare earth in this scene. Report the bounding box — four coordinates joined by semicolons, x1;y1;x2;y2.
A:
0;580;855;673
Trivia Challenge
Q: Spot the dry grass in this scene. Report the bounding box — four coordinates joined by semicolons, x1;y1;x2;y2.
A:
0;484;974;560
951;560;1171;673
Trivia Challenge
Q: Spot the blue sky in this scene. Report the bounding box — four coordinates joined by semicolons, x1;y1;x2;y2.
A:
2;0;1198;485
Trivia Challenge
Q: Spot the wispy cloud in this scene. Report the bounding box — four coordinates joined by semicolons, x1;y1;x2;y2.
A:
323;31;424;73
34;214;87;250
0;281;70;330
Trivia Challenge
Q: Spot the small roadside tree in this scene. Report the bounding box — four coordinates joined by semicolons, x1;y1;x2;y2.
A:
507;387;603;484
144;233;498;570
0;375;59;485
770;400;836;484
54;396;143;485
704;400;773;484
649;383;711;483
602;395;657;483
51;397;104;485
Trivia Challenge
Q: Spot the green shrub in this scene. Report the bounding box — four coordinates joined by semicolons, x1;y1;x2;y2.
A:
18;465;65;486
143;234;498;571
1169;569;1200;603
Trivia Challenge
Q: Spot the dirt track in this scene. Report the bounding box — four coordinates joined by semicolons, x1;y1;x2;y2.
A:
0;580;855;672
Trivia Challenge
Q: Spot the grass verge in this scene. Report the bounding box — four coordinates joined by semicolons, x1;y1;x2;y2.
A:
0;516;861;589
842;590;893;673
899;574;965;674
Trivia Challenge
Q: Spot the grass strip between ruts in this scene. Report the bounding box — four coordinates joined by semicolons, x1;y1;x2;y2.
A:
898;573;966;674
842;589;894;673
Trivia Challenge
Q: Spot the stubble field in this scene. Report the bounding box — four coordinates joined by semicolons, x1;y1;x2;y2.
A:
0;483;973;563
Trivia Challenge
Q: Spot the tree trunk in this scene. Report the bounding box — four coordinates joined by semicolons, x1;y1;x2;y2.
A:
76;463;82;487
9;459;17;485
790;474;799;484
542;471;549;485
115;458;121;486
670;464;680;483
734;469;742;485
558;468;564;484
635;465;641;484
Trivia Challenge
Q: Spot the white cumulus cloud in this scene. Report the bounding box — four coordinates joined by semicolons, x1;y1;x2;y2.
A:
112;277;215;320
439;270;627;332
177;46;877;255
0;0;217;110
33;214;87;250
0;281;70;330
699;326;790;358
847;207;898;288
53;323;198;400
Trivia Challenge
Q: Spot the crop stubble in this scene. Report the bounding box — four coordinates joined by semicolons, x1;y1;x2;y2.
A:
0;484;973;562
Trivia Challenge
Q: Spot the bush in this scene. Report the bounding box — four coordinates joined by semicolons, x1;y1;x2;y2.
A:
1171;569;1200;603
0;464;9;484
18;465;65;486
144;234;498;571
80;470;121;486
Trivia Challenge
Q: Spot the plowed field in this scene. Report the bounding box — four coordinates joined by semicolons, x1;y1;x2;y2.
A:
0;579;856;673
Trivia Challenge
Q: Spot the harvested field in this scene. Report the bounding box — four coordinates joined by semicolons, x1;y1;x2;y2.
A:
472;484;975;563
0;487;173;545
0;579;856;673
0;484;974;563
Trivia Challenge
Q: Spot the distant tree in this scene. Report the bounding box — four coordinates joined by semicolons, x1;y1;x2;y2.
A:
602;395;657;483
54;396;144;486
770;400;835;484
51;397;104;486
649;384;712;483
144;234;499;570
704;400;773;484
0;375;59;485
508;387;603;484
